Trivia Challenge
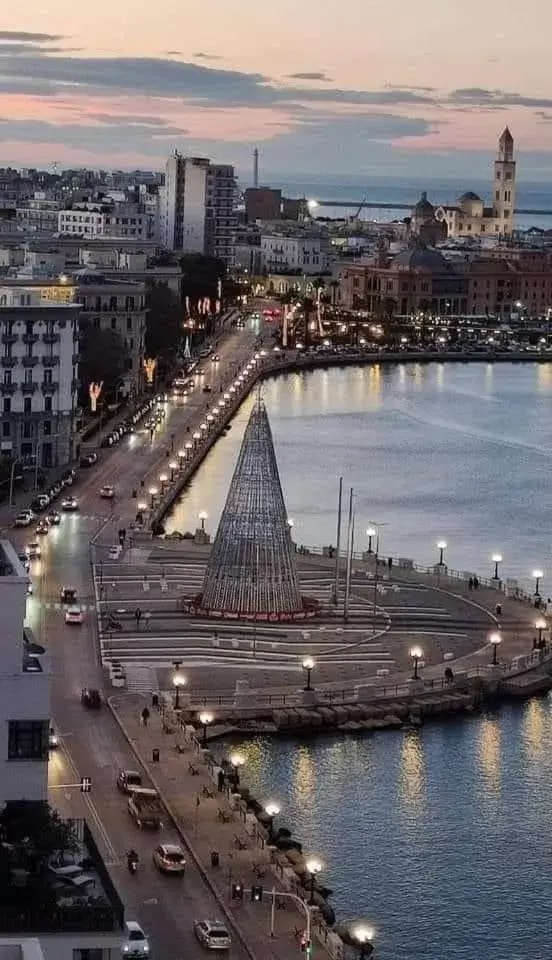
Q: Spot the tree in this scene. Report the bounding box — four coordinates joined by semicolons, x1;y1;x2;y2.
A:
79;324;128;402
179;254;226;301
0;800;77;907
145;283;184;360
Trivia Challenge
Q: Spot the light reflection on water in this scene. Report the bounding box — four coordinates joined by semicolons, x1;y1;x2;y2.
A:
218;699;552;960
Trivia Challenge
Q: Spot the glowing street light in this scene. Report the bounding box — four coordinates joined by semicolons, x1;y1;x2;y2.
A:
148;485;158;508
492;553;502;580
302;656;315;691
168;459;178;481
264;801;281;843
159;472;169;487
410;645;423;680
229;751;245;788
366;526;376;554
351;924;375;959
533;568;544;596
305;857;323;904
437;540;447;565
198;510;208;531
535;618;547;646
489;631;502;665
199;710;214;746
172;663;187;709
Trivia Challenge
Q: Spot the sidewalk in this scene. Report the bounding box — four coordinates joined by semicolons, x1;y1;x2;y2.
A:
111;696;339;960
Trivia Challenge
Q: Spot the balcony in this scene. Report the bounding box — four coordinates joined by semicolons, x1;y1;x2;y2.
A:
43;355;60;367
22;356;39;367
22;334;39;345
1;333;17;345
0;382;16;394
21;382;37;394
42;332;60;344
0;356;17;368
42;381;59;393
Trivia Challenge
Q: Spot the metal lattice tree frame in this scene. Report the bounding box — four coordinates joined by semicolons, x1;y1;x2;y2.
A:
194;400;317;621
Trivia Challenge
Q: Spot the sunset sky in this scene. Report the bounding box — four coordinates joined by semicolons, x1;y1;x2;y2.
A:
1;0;552;179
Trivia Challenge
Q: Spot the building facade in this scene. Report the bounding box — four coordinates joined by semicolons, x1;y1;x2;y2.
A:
0;287;79;467
161;154;236;263
260;233;329;274
0;539;49;805
58;201;158;241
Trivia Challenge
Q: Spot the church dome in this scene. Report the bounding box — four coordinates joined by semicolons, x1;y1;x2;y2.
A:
458;191;481;203
392;244;446;270
73;266;106;284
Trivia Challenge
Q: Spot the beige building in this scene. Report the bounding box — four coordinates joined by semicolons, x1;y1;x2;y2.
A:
433;128;516;238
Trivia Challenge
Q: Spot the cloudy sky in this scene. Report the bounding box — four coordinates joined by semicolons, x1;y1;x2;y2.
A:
1;0;552;180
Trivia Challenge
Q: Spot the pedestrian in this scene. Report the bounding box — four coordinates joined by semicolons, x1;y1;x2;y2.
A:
495;602;502;618
217;770;225;792
468;577;473;591
473;576;479;590
135;607;142;629
141;706;150;727
144;610;151;630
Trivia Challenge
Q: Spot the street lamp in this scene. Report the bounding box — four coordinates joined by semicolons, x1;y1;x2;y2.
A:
177;448;186;461
229;751;245;788
366;526;376;554
264;801;280;843
410;645;423;680
172;664;186;709
533;568;544;596
535;618;547;645
169;459;178;481
305;857;322;904
159;472;169;488
492;553;502;580
489;631;502;666
437;540;447;565
148;485;158;508
302;656;315;691
199;710;214;746
199;510;207;531
351;924;375;959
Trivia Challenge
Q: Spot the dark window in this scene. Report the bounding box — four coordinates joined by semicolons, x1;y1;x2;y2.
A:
73;950;104;960
44;396;52;412
126;317;132;330
24;398;31;414
23;421;32;439
43;420;51;436
3;371;11;385
3;398;10;413
8;720;49;760
2;420;10;437
44;369;52;385
111;317;117;330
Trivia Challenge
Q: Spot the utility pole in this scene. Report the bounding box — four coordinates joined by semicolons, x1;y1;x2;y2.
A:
333;476;343;606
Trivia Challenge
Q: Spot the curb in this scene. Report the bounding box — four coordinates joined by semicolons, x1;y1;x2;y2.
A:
107;698;258;960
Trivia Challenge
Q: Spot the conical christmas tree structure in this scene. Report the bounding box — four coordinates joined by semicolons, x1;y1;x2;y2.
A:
197;399;311;621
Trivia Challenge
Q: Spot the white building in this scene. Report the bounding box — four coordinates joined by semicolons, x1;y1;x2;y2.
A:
260;233;329;274
16;195;62;236
58;200;158;241
0;287;80;467
161;154;236;263
0;538;49;805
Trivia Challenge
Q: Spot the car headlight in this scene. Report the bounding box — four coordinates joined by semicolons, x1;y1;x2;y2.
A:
123;946;129;953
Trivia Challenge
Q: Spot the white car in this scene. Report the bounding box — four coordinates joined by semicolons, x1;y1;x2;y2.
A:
108;545;122;560
62;497;79;512
194;920;232;950
100;485;115;499
152;843;186;874
122;921;150;958
26;541;41;559
14;510;35;528
65;605;84;625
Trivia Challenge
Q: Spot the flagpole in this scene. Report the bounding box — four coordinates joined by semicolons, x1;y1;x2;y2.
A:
343;488;354;623
333;477;343;606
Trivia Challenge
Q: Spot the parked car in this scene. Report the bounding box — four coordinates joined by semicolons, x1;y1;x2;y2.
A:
79;452;98;467
202;384;212;393
116;770;143;795
153;844;186;875
108;545;122;560
194;920;232;951
18;552;31;572
49;727;59;749
14;511;34;528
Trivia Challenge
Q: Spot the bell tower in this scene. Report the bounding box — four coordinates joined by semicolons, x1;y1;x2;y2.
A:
493;127;515;235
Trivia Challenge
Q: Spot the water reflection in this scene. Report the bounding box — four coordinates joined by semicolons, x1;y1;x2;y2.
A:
398;733;426;811
477;715;501;794
292;745;316;808
521;698;545;761
536;363;552;391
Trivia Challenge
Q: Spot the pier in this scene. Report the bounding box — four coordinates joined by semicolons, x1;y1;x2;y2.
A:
312;198;552;217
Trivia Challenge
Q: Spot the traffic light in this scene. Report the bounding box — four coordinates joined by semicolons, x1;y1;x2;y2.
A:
251;884;263;902
80;777;92;794
231;882;244;900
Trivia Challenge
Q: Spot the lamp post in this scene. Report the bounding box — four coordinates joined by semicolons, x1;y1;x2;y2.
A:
437;540;447;566
169;459;178;481
492;553;502;580
366;526;376;554
410;645;423;680
159;472;169;489
264;802;280;843
302;656;315;691
533;568;544;597
136;500;147;521
229;751;245;789
489;631;502;665
305;857;322;905
536;618;547;646
199;510;207;531
351;924;375;960
199;710;214;746
172;663;186;709
148;485;158;508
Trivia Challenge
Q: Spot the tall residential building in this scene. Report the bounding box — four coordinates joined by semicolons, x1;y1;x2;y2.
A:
161;154;236;263
0;538;49;805
0;287;80;467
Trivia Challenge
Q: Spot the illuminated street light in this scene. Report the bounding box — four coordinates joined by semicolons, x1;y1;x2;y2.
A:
199;710;214;746
148;485;158;508
302;656;315;691
199;510;207;531
305;857;322;904
437;540;447;565
351;924;375;959
409;645;423;680
492;553;502;580
533;568;544;596
366;526;376;554
489;631;502;666
172;663;187;709
264;801;281;843
169;459;178;481
535;618;547;646
229;751;245;788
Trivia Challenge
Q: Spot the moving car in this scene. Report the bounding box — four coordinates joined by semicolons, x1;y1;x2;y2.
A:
47;511;61;525
60;586;78;604
31;494;50;512
81;687;101;709
116;770;143;794
27;580;33;595
202;384;212;393
14;511;34;528
121;921;150;958
49;727;59;750
26;542;41;559
211;354;220;362
61;497;79;512
194;920;232;951
35;521;49;535
18;552;30;572
152;843;186;875
65;605;84;625
100;484;115;499
79;452;98;467
128;788;162;829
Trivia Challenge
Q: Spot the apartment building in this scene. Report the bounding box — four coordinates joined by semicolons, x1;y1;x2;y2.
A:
260;233;329;275
58;200;158;241
0;287;79;467
161;153;236;263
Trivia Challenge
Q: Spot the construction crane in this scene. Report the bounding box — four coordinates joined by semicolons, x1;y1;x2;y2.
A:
348;192;369;225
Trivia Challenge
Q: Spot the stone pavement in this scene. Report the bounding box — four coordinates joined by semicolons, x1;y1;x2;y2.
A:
111;695;340;960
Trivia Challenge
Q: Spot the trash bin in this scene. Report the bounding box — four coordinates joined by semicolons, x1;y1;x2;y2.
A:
152;748;160;763
211;851;220;868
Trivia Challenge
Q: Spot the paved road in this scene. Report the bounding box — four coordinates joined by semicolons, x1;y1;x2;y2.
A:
4;316;265;959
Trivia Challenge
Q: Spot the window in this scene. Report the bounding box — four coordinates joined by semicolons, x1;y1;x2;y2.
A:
43;420;51;436
73;950;105;960
44;369;52;385
3;398;10;413
111;317;117;329
127;317;132;331
2;421;10;437
24;369;33;384
24;398;31;414
44;396;52;412
3;370;11;385
23;421;32;439
8;720;49;760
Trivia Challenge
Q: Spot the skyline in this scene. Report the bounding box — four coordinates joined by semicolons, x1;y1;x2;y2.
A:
1;1;552;178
